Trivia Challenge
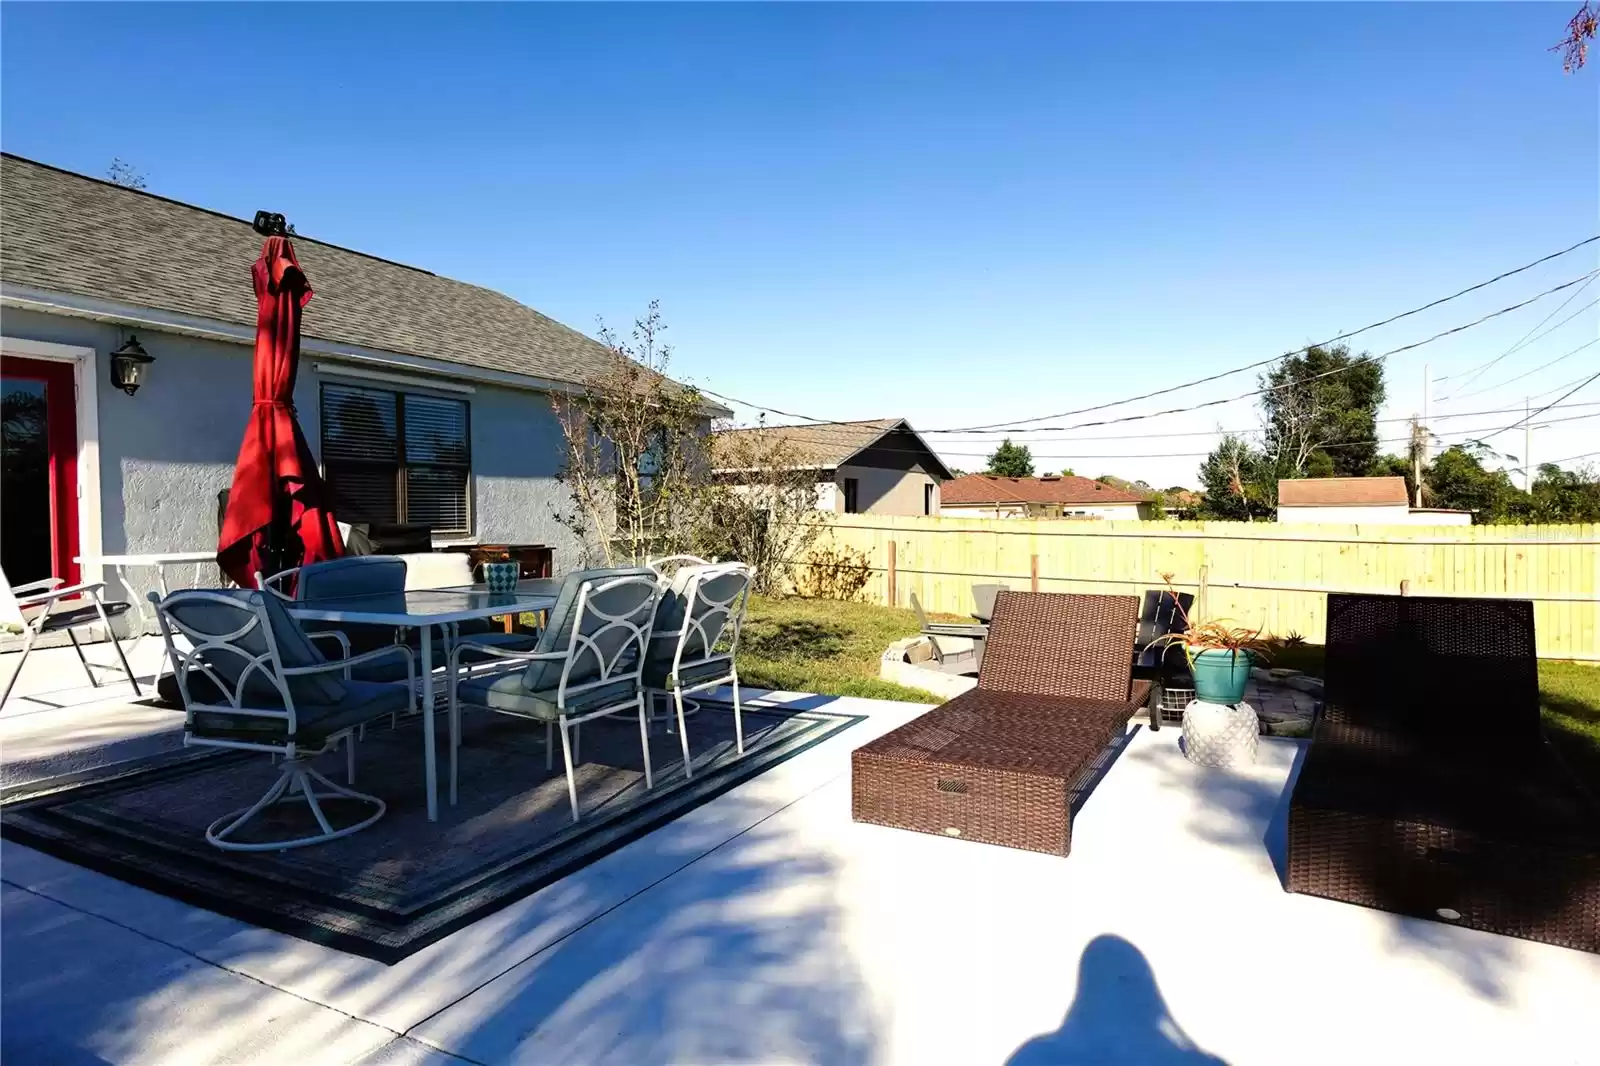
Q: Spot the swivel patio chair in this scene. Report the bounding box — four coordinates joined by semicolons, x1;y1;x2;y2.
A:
152;587;416;851
642;561;755;777
447;568;663;821
2;564;142;707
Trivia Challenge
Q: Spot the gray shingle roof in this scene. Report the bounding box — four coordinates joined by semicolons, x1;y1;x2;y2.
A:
713;418;904;469
0;153;622;387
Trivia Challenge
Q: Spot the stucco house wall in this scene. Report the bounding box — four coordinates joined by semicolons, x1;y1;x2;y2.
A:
832;462;939;516
2;305;583;600
1277;504;1472;526
941;500;1147;520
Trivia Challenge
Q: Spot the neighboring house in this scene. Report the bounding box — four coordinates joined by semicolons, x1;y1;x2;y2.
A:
712;418;952;516
1277;477;1472;525
940;474;1155;520
1160;489;1202;518
0;153;724;592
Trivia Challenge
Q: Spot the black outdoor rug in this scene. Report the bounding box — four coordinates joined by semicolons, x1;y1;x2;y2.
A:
0;698;860;963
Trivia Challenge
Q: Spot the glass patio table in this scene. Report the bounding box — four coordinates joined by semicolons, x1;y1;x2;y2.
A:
287;578;560;822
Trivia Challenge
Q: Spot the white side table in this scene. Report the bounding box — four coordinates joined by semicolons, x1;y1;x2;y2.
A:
1182;700;1259;768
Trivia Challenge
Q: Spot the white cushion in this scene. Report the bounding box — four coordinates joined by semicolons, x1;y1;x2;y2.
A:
399;552;475;590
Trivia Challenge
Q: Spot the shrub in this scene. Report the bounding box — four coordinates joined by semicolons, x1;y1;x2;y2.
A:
794;542;872;601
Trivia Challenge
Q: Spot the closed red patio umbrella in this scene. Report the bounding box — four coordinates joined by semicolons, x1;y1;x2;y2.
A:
217;234;343;588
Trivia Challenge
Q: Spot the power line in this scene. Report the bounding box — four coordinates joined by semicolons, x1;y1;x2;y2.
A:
697;386;839;426
923;400;1600;439
699;236;1600;434
1433;274;1598;389
936;235;1600;433
1435;296;1599;404
921;273;1600;438
1530;370;1600;403
1468;370;1600;444
757;410;1600;463
1540;449;1600;466
1442;337;1600;402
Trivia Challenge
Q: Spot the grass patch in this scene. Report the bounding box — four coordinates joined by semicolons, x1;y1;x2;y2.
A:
736;595;942;704
1265;646;1600;779
1539;660;1600;781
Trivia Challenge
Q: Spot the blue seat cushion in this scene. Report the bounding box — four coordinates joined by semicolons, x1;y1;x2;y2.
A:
188;680;410;745
643;654;734;691
456;673;639;722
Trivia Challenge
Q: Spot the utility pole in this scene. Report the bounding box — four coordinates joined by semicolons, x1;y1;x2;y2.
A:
1524;396;1533;493
1416;363;1429;507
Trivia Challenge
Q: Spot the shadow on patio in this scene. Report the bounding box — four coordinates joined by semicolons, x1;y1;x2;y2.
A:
1126;739;1531;1004
2;698;882;1064
1006;934;1226;1066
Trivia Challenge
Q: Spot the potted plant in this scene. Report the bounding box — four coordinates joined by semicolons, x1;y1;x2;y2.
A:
480;551;521;593
1150;574;1277;705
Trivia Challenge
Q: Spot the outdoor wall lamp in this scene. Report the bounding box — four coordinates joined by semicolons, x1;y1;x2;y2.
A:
109;335;155;396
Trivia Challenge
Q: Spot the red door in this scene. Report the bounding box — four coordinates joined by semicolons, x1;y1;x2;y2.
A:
1;355;80;586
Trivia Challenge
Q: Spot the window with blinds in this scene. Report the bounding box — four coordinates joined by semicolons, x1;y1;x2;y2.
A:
320;382;472;535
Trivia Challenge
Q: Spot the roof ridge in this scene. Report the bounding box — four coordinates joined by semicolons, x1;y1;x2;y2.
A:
1;152;438;278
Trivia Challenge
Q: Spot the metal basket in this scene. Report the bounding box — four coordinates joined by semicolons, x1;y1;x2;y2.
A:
1156;683;1196;726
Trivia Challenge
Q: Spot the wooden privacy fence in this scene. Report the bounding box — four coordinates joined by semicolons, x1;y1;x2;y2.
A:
808;516;1600;661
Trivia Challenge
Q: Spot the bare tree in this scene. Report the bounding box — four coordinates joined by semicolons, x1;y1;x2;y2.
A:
1261;379;1326;479
699;420;829;595
1555;2;1598;71
552;302;710;565
106;158;147;190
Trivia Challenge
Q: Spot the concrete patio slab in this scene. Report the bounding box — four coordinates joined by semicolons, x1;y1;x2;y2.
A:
4;644;1597;1065
406;729;1600;1066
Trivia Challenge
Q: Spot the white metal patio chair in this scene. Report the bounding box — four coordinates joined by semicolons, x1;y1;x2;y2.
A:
447;567;663;821
1;564;143;707
642;561;754;778
152;587;416;851
646;554;716;578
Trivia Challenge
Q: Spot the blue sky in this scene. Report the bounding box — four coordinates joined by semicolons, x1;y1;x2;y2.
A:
4;3;1596;488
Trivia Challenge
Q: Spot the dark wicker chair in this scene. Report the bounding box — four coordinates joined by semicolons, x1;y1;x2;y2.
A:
1287;593;1600;953
852;591;1151;856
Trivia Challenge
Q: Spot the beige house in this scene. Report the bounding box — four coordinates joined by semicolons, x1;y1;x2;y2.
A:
712;418;952;516
940;474;1155;520
1277;477;1473;525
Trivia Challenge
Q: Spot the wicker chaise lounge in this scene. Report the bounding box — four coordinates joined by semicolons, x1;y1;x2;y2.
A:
852;591;1151;856
1287;593;1600;953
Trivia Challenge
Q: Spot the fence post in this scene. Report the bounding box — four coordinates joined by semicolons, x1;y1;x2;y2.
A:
1197;564;1210;619
1030;553;1040;593
1400;579;1411;596
887;540;897;607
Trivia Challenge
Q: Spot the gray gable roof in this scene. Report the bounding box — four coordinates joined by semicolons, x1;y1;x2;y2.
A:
0;153;622;387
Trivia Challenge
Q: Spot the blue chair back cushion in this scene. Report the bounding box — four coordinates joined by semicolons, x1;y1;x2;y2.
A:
295;555;408;654
521;567;659;693
163;589;346;708
646;563;751;679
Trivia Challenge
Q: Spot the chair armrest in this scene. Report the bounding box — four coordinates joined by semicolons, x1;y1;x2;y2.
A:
16;581;108;609
1129;679;1153;710
923;623;989;639
283;643;416;676
305;630;352;657
11;577;64;595
448;641;562;670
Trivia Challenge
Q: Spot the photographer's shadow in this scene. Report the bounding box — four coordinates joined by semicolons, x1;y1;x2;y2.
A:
1005;934;1227;1066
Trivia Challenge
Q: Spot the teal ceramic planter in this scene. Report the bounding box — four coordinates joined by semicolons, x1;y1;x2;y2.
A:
1189;649;1255;705
481;561;520;593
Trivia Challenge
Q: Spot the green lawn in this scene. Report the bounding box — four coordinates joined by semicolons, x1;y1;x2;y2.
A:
735;595;944;703
733;596;1600;777
1254;643;1600;778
